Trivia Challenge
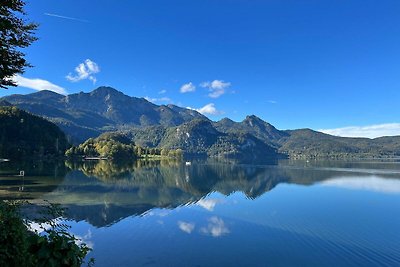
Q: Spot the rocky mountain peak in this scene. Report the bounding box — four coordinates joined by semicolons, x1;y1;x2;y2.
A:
243;115;269;126
89;86;125;98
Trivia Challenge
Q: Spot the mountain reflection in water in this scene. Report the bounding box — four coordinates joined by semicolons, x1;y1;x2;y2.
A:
1;159;400;228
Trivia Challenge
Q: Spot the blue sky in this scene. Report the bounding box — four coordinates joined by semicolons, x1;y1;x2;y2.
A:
2;0;400;137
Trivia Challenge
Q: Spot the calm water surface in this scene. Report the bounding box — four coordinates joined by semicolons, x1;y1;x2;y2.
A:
1;159;400;267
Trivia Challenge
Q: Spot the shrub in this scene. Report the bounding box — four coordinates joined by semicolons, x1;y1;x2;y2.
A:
0;201;94;267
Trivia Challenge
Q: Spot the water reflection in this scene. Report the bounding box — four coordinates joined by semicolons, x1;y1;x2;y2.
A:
1;159;400;228
197;198;221;211
321;176;400;193
2;159;400;266
178;221;195;234
200;216;230;237
0;160;67;200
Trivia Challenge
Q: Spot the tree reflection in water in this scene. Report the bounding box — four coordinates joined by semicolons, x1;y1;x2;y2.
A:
1;159;400;227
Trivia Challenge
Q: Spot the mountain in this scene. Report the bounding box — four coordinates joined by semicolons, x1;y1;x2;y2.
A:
0;106;69;159
0;100;12;106
214;115;288;147
1;87;206;143
214;116;400;158
124;119;279;161
2;86;400;159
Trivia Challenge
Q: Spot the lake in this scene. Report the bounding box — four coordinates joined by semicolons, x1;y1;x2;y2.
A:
1;159;400;267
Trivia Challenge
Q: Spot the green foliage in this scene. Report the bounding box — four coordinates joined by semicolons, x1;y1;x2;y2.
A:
28;203;93;267
0;201;93;267
65;132;136;160
0;106;70;159
66;131;183;160
0;0;38;88
65;157;182;183
0;201;32;266
160;148;169;157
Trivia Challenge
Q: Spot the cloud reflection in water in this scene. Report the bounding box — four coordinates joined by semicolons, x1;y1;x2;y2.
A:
321;176;400;194
201;216;230;237
196;199;221;211
178;221;195;234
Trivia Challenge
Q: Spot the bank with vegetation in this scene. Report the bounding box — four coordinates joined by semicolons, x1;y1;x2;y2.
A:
65;132;183;160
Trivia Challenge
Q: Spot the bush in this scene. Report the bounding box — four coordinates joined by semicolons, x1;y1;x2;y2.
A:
0;201;32;266
0;201;94;267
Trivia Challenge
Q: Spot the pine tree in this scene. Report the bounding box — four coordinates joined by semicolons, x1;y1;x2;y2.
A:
0;0;38;88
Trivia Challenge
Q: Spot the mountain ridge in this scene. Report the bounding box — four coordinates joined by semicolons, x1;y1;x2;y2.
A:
2;86;400;159
2;87;207;143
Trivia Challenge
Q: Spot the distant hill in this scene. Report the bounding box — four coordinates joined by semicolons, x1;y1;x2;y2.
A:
2;87;400;159
214;115;400;158
278;128;400;158
0;106;69;159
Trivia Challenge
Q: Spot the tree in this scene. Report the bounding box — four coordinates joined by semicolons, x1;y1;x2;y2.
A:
0;0;38;88
161;148;169;157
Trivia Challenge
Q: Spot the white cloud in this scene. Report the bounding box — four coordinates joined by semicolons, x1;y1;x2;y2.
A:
178;221;195;234
13;75;67;95
66;59;100;84
189;103;223;116
200;217;230;237
88;76;97;84
321;176;400;194
158;89;167;94
197;199;220;211
319;123;400;138
144;96;173;103
200;80;231;98
268;100;277;104
180;82;196;93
